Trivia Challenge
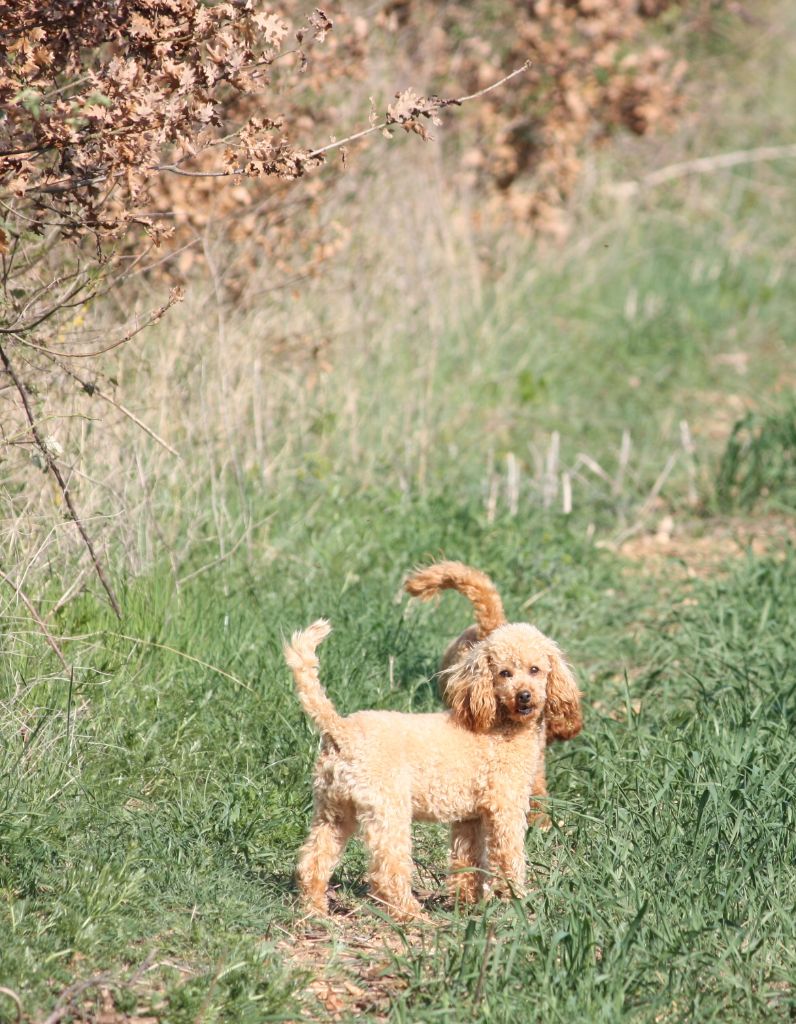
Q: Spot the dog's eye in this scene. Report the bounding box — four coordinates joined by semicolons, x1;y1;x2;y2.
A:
499;669;513;678
529;665;540;675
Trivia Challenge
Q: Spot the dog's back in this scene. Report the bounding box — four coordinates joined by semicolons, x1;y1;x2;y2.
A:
322;707;542;826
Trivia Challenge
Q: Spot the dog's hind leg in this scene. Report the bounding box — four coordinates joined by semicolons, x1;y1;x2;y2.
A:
296;801;356;914
527;758;552;830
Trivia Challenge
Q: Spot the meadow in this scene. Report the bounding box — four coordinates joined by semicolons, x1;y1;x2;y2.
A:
1;5;796;1022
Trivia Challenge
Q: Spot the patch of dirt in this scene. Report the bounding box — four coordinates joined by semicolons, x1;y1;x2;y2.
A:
36;980;165;1024
687;390;751;442
618;513;796;578
278;907;431;1022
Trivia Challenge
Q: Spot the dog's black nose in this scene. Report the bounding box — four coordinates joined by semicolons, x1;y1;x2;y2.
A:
517;690;532;705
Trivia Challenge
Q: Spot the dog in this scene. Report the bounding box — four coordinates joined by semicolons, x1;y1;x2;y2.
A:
404;560;583;826
284;616;579;920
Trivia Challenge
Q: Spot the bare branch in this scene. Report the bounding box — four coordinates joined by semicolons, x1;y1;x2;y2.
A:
0;567;70;669
0;342;123;618
94;390;180;457
606;143;796;196
41;958;154;1024
10;289;183;359
156;60;535;177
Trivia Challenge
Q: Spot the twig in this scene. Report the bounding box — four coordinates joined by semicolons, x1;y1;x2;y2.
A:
521;587;550;610
176;518;269;587
573;452;612;485
155;60;534;177
543;431;560;509
64;667;75;757
562;470;572;514
112;633;255;692
680;419;698;507
94;390;180;457
0;276;91;335
614;429;632;496
0;342;122;618
0;985;23;1023
41;957;154;1024
609;448;680;548
307;60;532;161
726;0;766;24
50;563;93;617
486;474;499;524
28;60;533;192
506;452;519;516
42;356;181;460
11;289;182;359
607;142;796;196
41;976;117;1024
640;451;679;517
0;565;69;669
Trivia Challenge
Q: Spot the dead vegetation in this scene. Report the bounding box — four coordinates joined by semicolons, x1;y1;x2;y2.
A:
279;917;419;1021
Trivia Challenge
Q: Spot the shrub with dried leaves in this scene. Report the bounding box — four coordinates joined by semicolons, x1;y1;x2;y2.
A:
0;0;531;618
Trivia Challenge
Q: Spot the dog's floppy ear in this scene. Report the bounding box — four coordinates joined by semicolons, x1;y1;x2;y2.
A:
444;643;496;732
545;645;582;740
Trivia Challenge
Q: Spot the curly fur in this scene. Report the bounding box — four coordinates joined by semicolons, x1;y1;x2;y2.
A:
405;561;506;638
285;619;571;920
405;561;583;826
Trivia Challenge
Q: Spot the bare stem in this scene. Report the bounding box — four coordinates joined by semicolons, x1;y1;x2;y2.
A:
10;289;182;359
0;568;69;669
607;142;796;196
159;60;534;175
0;342;123;619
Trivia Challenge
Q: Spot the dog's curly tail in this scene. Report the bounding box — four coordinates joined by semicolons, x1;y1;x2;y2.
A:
284;619;341;737
404;561;506;639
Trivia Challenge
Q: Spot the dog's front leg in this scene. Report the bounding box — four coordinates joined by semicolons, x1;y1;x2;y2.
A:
448;819;486;905
484;809;527;898
361;807;423;921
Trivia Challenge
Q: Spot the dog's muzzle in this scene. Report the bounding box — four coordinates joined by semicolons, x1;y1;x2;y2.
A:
516;690;534;715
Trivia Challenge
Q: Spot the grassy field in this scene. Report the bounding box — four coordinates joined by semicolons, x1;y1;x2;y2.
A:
4;505;796;1022
2;6;796;1023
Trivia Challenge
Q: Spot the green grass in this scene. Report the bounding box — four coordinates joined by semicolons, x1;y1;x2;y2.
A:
2;497;795;1021
716;401;796;513
3;5;796;1022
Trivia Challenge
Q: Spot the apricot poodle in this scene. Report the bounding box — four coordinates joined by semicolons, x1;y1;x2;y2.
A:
284;616;579;920
404;560;583;826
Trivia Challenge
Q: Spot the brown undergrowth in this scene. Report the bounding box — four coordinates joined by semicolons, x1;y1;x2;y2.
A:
279;917;419;1022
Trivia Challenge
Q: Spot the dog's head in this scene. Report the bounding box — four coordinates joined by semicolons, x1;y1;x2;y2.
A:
443;623;580;734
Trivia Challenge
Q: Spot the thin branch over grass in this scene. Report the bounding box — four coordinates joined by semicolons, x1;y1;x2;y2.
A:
41;959;154;1024
0;566;69;669
0;985;23;1023
157;61;534;176
0;342;122;618
607;142;796;196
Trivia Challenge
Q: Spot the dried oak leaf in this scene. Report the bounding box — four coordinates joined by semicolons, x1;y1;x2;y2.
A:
253;11;291;46
386;87;421;124
7;175;30;197
385;88;443;138
308;8;333;42
296;8;333;45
